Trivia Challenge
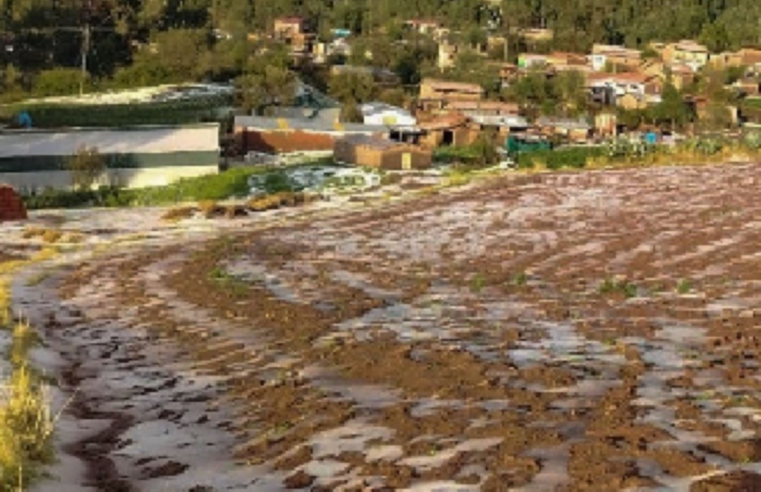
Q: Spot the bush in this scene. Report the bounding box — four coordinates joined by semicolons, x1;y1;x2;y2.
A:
33;69;86;97
22;187;131;210
743;132;761;150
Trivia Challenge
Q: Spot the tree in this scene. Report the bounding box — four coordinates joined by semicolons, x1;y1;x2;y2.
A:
652;83;689;131
700;102;733;131
66;146;107;190
552;70;587;116
328;71;375;106
377;87;406;107
237;66;296;115
471;130;500;167
235;42;296;114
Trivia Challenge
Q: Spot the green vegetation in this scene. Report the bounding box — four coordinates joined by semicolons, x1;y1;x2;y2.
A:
208;266;249;298
676;279;693;295
22;165;306;210
470;273;487;293
599;277;638;299
517;146;605;170
511;271;528;286
0;96;231;128
435;134;500;167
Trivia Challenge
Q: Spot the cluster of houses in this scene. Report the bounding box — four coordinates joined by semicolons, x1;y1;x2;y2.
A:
232;77;596;170
228;16;761;170
502;41;761;113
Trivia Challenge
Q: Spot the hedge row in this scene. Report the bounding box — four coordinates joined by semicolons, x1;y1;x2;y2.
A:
2;96;232;128
516;146;606;169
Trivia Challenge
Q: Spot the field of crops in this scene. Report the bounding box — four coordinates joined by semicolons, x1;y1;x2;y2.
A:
5;162;761;491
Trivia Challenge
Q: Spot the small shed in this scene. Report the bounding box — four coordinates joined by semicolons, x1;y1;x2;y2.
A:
0;185;27;222
334;136;432;170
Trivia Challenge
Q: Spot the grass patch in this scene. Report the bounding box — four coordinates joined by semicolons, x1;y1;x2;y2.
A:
23;163;322;210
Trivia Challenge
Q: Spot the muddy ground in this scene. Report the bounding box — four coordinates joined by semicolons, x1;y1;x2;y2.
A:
6;163;761;491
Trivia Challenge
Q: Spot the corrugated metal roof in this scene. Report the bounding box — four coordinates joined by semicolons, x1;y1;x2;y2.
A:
469;114;529;127
536;117;591;130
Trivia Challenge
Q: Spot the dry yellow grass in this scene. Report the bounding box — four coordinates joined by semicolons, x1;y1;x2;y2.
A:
0;258;54;490
197;199;220;218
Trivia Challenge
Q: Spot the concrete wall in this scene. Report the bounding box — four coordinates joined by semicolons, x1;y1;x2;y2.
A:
0;124;219;190
0;125;219;158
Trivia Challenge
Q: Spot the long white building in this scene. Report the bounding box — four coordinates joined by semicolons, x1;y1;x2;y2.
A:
0;123;220;191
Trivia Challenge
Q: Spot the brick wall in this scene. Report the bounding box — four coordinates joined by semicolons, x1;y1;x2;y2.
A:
0;185;27;222
240;129;336;154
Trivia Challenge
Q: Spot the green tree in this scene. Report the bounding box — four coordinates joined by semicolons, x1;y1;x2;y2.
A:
236;42;296;114
328;71;375;106
652;83;689;130
552;70;587;116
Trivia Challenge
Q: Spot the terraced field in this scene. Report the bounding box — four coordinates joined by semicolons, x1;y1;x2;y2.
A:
9;162;761;491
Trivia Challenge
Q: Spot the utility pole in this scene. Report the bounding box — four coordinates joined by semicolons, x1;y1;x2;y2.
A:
80;23;90;96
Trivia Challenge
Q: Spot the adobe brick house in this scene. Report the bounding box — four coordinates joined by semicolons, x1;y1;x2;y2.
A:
417;115;480;148
0;185;27;222
418;79;484;112
334;135;432;170
273;17;306;39
662;40;710;70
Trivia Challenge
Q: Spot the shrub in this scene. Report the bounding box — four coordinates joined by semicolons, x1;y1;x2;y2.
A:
33;68;85;97
743;132;761;150
40;230;62;244
161;206;197;222
65;146;106;191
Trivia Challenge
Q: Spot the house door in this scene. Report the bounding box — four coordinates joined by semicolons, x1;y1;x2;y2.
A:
402;153;412;170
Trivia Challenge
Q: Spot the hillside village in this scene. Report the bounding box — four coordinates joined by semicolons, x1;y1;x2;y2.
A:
0;4;760;192
233;18;761;157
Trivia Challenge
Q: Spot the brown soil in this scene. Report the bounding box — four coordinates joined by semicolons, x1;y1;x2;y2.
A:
48;162;761;489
